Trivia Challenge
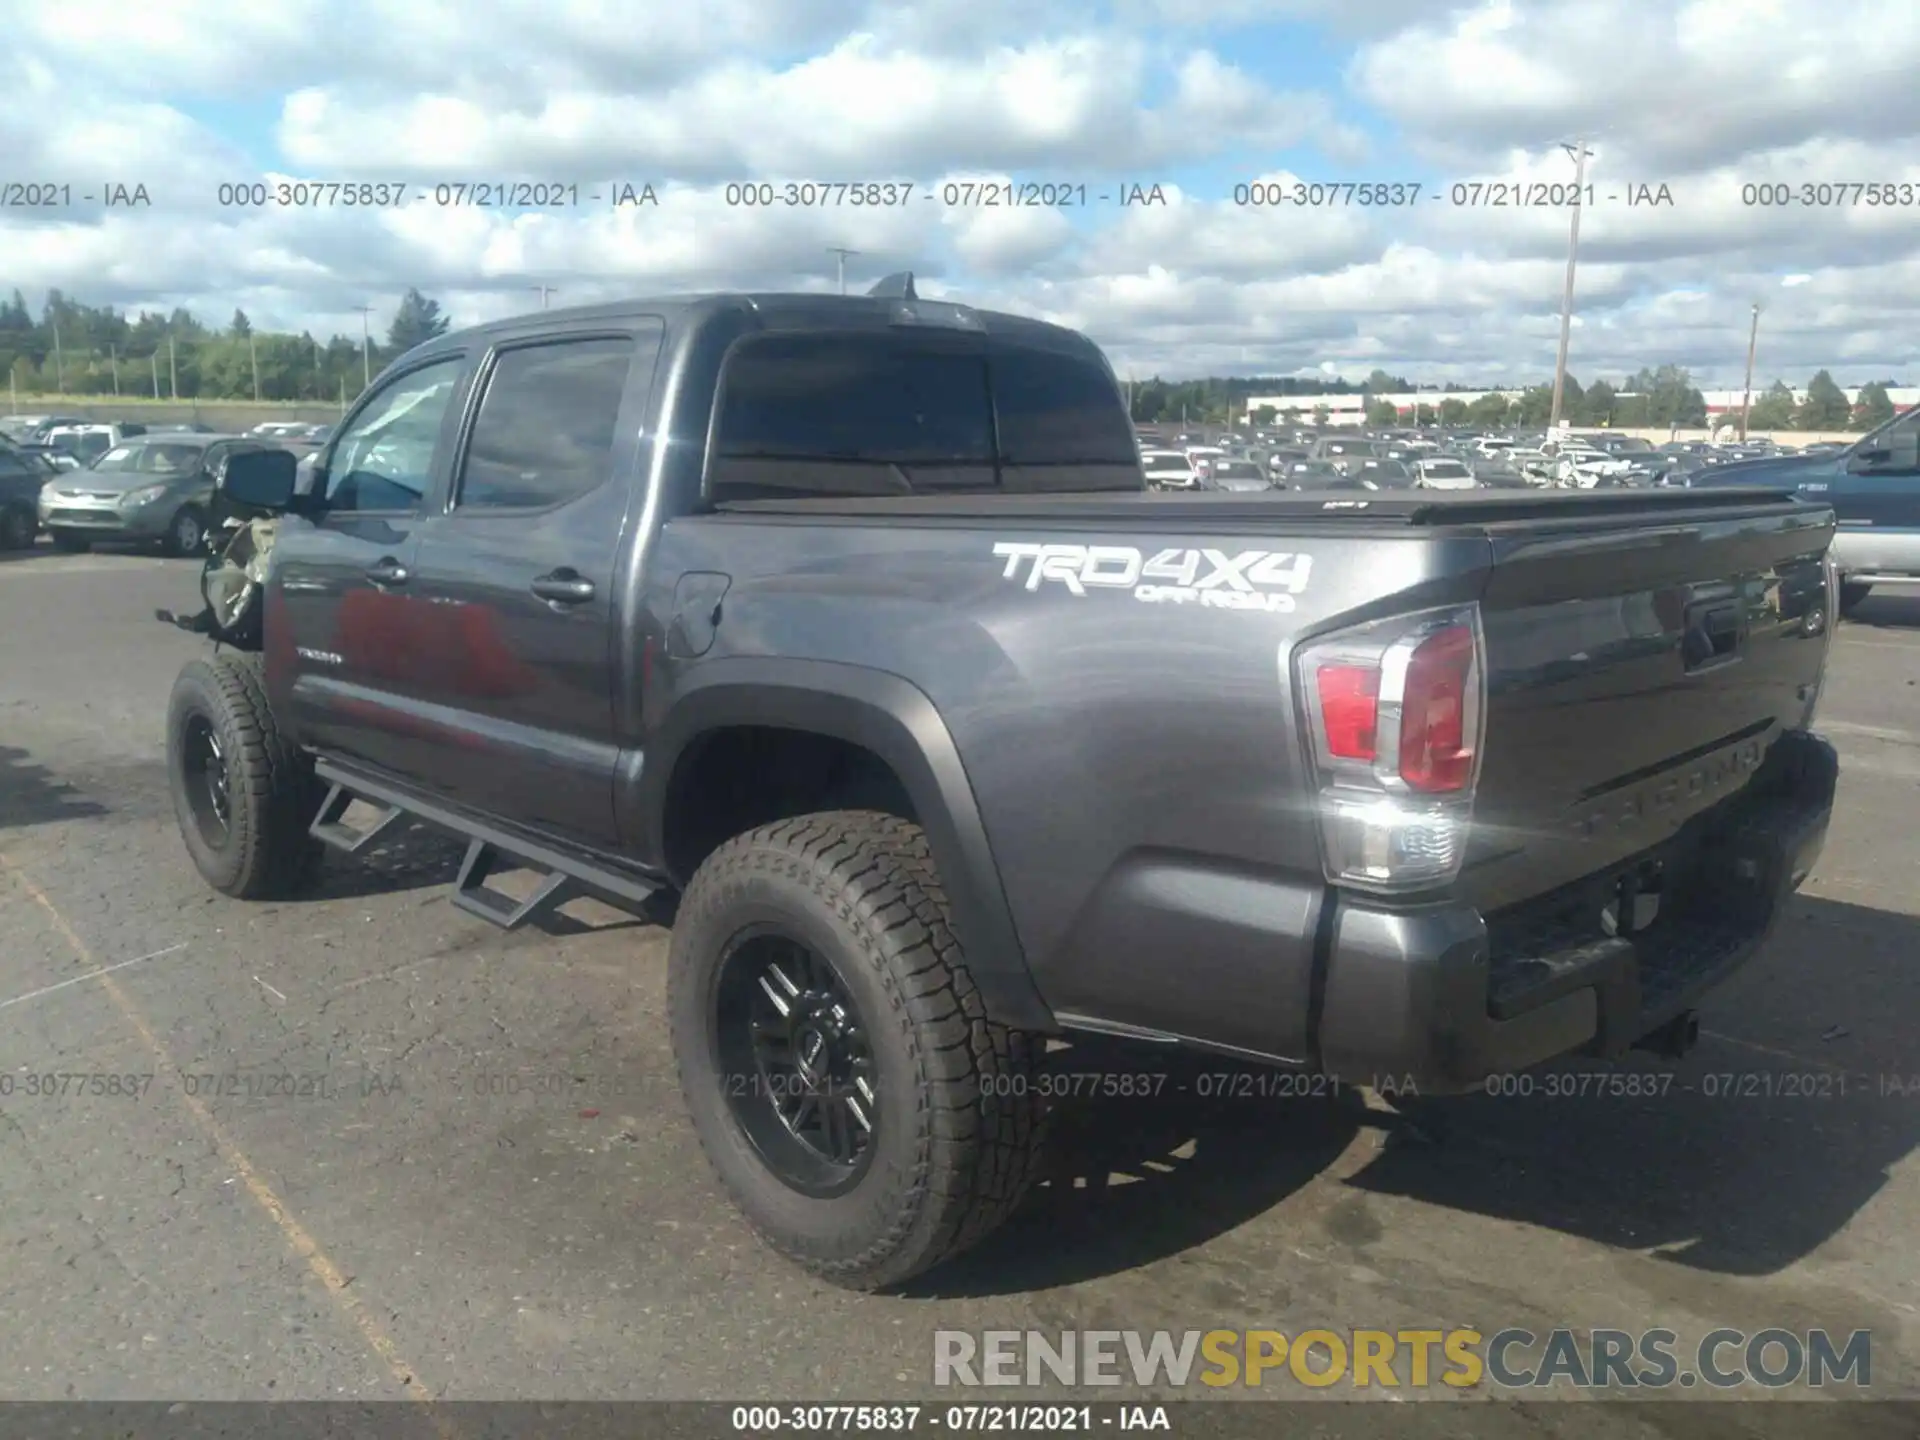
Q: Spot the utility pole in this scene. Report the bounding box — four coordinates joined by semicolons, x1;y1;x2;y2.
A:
1547;139;1593;436
532;285;556;309
1739;302;1761;441
167;334;178;399
828;247;858;295
109;344;120;396
150;351;160;399
353;305;374;388
249;332;261;401
51;323;64;394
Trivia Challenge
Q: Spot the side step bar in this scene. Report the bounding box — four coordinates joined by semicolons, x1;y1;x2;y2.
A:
310;759;661;931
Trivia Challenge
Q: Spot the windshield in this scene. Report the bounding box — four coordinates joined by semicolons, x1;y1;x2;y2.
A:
91;443;205;474
1423;462;1471;477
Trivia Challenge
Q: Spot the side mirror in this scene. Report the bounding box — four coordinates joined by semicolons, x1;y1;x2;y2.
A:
220;448;298;510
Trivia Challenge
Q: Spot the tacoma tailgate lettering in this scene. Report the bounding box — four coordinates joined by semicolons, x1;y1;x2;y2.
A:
994;542;1311;612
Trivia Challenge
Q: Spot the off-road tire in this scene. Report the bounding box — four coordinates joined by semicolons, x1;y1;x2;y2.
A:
49;529;89;553
167;651;323;899
670;811;1049;1290
1839;582;1873;618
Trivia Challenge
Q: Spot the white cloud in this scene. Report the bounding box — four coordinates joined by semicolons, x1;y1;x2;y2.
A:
3;0;1919;387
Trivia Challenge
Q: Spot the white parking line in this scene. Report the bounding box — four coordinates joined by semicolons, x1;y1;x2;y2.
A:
1820;719;1920;746
0;941;188;1015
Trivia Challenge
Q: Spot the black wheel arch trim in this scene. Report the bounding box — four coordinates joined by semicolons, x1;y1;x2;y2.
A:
639;657;1057;1033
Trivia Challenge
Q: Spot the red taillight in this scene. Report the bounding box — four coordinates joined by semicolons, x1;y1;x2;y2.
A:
1398;625;1475;792
1316;663;1380;760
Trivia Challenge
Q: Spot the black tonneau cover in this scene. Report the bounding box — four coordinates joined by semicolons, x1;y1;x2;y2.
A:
713;486;1809;529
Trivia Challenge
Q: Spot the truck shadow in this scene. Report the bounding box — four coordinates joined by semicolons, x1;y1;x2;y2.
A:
0;746;111;829
903;1040;1365;1298
1341;893;1919;1278
1843;590;1920;630
918;893;1916;1296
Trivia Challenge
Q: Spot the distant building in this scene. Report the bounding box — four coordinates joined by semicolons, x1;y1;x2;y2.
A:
1241;391;1526;427
1697;387;1919;417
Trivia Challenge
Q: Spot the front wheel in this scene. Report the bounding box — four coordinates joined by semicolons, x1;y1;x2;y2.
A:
163;506;206;557
670;811;1049;1290
1839;581;1873;618
167;652;322;898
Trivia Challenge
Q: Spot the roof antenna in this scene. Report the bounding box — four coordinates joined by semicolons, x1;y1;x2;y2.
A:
866;271;916;300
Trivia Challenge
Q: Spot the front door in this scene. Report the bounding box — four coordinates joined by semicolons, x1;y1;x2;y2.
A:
1829;407;1920;577
272;354;471;785
405;323;664;845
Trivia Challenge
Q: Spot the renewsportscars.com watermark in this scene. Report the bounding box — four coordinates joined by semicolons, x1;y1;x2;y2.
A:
934;1328;1872;1391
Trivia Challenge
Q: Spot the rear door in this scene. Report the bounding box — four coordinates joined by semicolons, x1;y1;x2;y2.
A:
404;321;664;843
270;353;472;784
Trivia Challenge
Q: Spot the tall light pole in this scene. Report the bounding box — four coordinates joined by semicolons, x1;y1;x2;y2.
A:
828;247;858;295
249;332;261;401
353;305;374;388
1547;139;1593;436
1739;302;1762;441
532;285;557;309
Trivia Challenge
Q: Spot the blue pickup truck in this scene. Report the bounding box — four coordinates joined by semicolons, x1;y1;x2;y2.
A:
1692;405;1920;616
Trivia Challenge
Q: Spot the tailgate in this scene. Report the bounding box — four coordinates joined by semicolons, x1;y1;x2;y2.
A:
1458;495;1835;915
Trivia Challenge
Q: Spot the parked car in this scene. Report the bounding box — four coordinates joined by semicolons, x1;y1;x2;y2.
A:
1276;459;1352;488
159;275;1837;1293
37;433;271;554
1140;449;1200;491
1414;457;1477;489
1690;403;1920;616
0;445;57;548
1202;459;1274;492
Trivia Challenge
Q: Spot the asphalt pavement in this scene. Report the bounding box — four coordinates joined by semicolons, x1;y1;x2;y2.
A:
2;539;1917;1431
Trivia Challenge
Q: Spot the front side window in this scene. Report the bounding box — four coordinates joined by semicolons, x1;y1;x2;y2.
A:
456;337;634;510
324;357;463;513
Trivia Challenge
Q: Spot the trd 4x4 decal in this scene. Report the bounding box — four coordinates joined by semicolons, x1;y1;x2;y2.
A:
992;542;1313;613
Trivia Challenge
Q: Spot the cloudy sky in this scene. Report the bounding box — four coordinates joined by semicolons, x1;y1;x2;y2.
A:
5;0;1918;385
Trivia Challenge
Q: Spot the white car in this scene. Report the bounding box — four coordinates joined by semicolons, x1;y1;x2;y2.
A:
41;423;142;470
1141;449;1199;490
1552;446;1634;488
1414;458;1478;489
1183;445;1226;481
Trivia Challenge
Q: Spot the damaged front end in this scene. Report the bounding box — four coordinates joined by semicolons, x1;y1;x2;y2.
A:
155;515;278;649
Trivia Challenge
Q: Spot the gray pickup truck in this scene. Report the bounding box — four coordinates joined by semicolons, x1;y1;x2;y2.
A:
162;276;1840;1289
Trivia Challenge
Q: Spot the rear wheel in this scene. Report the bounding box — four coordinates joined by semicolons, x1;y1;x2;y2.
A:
0;504;33;550
670;811;1049;1290
49;529;89;553
167;652;323;898
1839;581;1873;618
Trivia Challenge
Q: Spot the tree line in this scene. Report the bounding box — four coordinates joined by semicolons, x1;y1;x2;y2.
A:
3;292;1905;431
0;289;452;401
1139;366;1904;432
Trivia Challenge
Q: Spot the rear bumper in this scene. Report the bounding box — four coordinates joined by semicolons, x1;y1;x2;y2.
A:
1315;731;1838;1094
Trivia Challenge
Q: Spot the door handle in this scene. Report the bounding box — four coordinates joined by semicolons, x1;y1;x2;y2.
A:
365;557;410;586
530;570;595;605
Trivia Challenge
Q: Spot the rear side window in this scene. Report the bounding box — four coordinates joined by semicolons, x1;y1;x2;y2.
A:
457;336;634;509
712;335;996;500
709;331;1143;501
990;347;1139;492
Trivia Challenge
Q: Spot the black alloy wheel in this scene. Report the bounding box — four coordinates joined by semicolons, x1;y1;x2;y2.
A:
180;712;230;845
715;929;878;1196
